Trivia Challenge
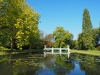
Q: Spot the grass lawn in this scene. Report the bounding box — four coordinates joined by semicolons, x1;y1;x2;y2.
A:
0;49;100;56
0;51;8;55
70;50;100;56
0;49;44;55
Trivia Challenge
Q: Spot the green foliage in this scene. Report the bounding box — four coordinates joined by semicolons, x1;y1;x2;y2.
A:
71;40;79;49
91;27;100;50
54;55;75;74
0;46;8;50
78;8;94;50
0;0;40;50
78;31;94;50
15;2;40;50
82;8;92;33
53;27;73;48
78;26;100;50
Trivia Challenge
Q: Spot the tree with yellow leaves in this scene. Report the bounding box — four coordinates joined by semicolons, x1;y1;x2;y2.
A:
0;0;40;50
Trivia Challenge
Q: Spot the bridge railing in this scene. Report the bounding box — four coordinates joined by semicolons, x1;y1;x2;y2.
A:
44;45;70;56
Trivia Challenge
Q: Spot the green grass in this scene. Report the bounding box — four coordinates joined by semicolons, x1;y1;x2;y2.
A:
0;49;100;56
0;51;8;55
0;49;44;55
70;50;100;56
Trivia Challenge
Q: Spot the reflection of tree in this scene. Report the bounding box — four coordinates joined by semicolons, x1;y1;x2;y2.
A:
79;55;100;75
71;53;100;75
44;55;55;68
43;55;75;75
0;56;14;75
53;65;67;75
0;54;43;75
54;55;75;75
12;58;38;75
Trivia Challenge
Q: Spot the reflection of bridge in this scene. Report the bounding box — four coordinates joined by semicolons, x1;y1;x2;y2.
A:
44;45;70;57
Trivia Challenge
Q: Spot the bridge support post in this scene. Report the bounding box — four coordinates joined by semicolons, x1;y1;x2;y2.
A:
44;45;46;57
52;47;53;55
60;47;61;55
67;45;70;58
44;52;46;57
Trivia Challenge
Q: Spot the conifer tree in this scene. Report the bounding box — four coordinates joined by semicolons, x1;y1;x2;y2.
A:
82;8;92;32
78;8;93;50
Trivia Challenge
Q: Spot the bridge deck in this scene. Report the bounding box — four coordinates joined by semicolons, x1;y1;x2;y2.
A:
44;48;69;50
45;52;69;54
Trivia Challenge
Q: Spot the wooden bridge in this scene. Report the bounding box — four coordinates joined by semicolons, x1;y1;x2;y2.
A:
44;45;70;57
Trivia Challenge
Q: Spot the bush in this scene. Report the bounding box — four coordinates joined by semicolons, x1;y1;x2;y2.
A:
97;46;100;50
0;46;9;50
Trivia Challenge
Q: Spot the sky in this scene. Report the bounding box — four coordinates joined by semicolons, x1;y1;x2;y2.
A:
26;0;100;39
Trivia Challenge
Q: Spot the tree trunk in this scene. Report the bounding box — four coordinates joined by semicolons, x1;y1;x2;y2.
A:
29;44;32;49
10;36;13;50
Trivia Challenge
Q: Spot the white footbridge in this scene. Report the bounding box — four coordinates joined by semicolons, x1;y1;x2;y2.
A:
44;45;70;57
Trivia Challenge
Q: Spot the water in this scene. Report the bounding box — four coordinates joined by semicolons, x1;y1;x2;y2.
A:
0;53;100;75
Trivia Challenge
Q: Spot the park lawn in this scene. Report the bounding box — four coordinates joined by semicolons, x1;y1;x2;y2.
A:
0;49;100;56
0;49;44;55
70;50;100;56
0;51;8;55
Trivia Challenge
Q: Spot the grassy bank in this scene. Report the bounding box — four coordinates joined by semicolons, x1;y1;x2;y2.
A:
0;49;100;56
70;50;100;56
0;49;44;55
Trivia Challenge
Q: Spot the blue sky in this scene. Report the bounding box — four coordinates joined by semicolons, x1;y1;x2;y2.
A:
26;0;100;39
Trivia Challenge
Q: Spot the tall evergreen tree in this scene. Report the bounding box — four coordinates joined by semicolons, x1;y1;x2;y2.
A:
82;8;92;32
78;8;94;50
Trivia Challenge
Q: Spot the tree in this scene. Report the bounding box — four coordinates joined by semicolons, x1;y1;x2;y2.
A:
71;40;79;49
45;34;53;42
53;27;73;48
82;8;92;33
44;34;54;47
78;8;93;50
0;0;40;50
0;0;23;50
92;27;100;50
97;26;100;46
15;3;40;50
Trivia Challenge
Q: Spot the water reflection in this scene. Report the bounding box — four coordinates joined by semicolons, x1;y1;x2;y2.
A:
37;54;100;75
71;54;100;75
35;64;55;75
36;54;75;75
0;54;43;75
0;53;100;75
